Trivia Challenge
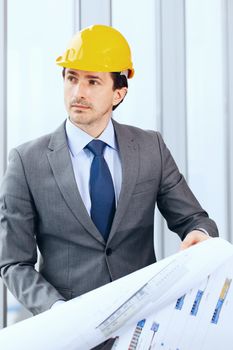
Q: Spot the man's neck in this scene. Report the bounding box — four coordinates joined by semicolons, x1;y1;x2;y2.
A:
69;117;112;138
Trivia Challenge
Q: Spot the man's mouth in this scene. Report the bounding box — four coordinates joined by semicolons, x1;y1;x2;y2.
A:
71;104;90;109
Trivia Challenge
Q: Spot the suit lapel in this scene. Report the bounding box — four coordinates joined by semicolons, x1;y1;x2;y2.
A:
108;120;139;243
47;122;105;244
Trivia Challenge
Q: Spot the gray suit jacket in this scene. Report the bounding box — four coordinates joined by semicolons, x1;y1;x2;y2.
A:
0;120;218;315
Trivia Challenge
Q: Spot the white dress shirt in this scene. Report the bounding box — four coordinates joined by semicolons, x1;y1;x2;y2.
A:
65;117;122;215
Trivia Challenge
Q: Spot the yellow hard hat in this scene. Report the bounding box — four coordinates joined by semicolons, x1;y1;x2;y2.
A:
56;24;134;78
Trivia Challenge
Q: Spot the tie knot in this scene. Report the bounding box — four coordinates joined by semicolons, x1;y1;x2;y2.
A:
86;140;107;156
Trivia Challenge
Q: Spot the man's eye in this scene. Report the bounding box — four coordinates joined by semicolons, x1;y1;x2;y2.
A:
67;76;77;83
89;80;99;85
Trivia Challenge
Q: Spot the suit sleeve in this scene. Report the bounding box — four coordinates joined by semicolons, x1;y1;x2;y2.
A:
155;132;219;239
0;149;65;315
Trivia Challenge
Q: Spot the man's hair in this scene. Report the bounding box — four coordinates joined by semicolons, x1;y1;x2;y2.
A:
110;72;128;110
62;68;128;111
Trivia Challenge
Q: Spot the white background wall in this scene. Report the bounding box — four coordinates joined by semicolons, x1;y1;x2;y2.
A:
186;0;227;239
7;0;73;148
1;0;233;327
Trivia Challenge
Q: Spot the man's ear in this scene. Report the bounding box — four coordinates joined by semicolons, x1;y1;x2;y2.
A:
113;87;128;107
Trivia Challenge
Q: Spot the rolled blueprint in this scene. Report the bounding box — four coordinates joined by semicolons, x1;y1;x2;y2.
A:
0;238;233;350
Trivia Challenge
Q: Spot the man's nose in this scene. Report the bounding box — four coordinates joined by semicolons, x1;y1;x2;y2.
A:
73;81;87;99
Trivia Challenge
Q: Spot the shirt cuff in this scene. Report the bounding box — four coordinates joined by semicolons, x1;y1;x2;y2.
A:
195;228;209;236
51;300;66;309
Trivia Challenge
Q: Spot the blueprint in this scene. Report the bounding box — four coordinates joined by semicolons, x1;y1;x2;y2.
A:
0;238;233;349
111;258;233;349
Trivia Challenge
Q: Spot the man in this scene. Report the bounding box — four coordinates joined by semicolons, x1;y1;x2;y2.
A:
0;24;218;319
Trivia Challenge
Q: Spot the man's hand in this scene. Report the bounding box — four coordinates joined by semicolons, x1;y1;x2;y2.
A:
180;230;210;250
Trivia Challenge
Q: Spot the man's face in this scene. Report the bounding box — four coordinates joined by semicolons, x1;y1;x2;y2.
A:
63;69;124;134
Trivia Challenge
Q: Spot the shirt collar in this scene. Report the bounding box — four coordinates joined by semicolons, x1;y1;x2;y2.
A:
65;118;118;157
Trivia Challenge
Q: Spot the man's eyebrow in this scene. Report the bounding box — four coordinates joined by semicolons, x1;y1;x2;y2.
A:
66;70;79;76
66;71;103;82
86;75;103;81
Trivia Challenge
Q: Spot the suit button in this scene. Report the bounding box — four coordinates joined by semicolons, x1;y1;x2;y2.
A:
106;248;112;256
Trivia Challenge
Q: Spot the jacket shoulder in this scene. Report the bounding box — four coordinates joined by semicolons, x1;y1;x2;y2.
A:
13;122;66;159
112;119;163;145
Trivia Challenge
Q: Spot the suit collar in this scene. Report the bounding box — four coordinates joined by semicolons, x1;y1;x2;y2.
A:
107;119;139;244
48;121;67;151
47;122;105;245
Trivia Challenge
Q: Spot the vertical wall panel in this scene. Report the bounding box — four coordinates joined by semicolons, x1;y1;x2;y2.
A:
7;0;74;150
185;0;227;238
0;2;7;177
0;0;7;329
225;0;233;243
153;0;164;260
160;0;188;257
80;0;111;29
73;0;81;32
160;0;187;175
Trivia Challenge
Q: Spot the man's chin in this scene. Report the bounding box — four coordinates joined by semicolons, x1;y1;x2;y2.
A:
69;115;96;127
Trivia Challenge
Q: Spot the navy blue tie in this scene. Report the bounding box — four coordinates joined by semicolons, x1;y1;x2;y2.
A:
86;140;116;240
